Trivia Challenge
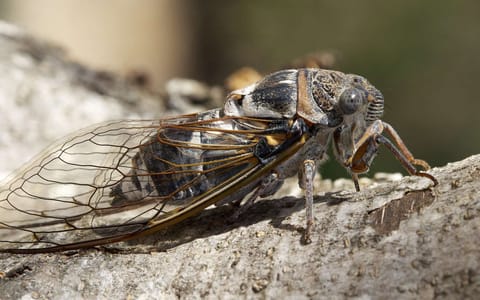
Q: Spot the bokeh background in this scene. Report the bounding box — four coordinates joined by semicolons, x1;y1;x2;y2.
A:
1;0;479;179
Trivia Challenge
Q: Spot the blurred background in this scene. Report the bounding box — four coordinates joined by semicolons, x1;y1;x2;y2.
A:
0;0;479;179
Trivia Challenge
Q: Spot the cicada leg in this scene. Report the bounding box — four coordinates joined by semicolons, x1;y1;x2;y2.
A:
346;120;437;191
301;159;316;244
374;134;438;185
381;122;432;171
229;172;283;222
229;186;263;222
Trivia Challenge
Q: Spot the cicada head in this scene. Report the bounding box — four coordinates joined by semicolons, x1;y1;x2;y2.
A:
338;74;384;137
309;70;384;126
321;71;385;173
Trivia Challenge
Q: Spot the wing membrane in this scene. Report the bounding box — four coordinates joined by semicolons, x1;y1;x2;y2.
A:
0;110;295;252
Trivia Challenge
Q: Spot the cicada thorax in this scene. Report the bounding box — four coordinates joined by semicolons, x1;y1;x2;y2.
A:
224;68;355;128
224;69;298;119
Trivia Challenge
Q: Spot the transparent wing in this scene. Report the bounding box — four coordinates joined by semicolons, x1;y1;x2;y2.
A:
0;110;289;253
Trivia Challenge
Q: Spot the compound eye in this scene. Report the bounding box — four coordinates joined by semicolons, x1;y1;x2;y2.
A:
338;88;365;115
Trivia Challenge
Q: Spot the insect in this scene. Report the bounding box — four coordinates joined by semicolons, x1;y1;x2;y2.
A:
0;68;436;253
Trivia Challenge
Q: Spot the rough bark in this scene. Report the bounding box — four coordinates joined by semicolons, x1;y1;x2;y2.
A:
0;21;479;299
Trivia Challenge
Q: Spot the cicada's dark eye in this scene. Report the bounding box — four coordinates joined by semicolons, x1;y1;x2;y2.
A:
338;88;365;115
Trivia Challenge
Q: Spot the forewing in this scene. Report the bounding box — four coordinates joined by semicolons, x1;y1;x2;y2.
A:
0;112;278;252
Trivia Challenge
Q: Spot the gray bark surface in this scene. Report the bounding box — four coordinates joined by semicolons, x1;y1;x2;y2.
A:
0;21;479;299
1;154;479;299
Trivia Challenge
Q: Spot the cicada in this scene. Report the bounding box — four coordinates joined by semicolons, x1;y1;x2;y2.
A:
0;68;436;253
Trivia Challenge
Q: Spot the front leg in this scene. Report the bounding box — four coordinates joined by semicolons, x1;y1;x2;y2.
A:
345;120;437;188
